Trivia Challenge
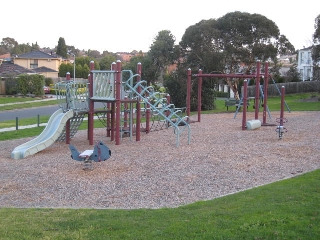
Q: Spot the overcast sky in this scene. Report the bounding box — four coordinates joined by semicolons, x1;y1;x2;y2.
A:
2;0;319;53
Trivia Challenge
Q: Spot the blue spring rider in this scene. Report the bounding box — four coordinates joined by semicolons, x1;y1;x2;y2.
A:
69;140;111;162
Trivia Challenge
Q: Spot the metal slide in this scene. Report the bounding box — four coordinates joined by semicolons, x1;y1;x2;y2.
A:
11;109;74;160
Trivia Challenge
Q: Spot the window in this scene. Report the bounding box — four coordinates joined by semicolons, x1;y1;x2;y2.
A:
30;59;38;69
307;52;313;65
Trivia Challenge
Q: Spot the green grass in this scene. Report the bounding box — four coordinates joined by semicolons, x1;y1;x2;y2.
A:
0;119;106;141
0;169;319;239
208;92;320;113
0;98;57;111
0;92;320;239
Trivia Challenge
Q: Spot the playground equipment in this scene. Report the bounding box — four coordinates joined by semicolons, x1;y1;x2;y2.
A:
188;61;290;130
275;86;288;139
11;60;190;159
188;61;272;129
11;73;89;160
69;140;111;162
87;60;190;147
246;119;262;130
11;109;74;160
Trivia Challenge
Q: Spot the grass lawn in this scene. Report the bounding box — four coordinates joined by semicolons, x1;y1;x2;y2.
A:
0;92;319;239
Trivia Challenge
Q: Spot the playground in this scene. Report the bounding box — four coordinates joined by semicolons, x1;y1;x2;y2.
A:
0;110;319;209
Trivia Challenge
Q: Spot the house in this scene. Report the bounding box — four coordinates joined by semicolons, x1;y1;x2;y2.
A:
297;46;314;81
12;50;69;78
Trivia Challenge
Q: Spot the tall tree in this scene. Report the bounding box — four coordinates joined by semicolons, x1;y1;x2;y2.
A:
99;54;117;70
179;11;294;101
148;30;179;85
123;53;158;86
56;37;68;58
1;37;18;53
312;14;320;80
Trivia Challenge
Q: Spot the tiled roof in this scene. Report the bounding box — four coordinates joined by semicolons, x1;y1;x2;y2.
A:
0;62;36;77
16;50;61;59
33;66;57;73
0;53;11;59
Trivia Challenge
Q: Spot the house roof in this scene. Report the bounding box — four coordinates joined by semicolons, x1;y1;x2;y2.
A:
0;62;36;77
0;53;11;59
16;50;61;59
33;66;58;73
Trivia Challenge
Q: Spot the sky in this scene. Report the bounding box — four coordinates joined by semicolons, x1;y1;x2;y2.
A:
1;0;319;53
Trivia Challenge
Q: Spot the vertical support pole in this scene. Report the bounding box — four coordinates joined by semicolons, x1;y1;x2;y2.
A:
88;61;95;145
66;72;71;81
263;61;269;124
111;102;115;141
65;72;71;144
166;94;171;108
146;97;150;133
187;68;191;120
242;80;248;130
166;94;171;127
198;69;202;122
280;86;285;126
254;61;261;120
115;60;122;145
124;96;128;129
136;62;141;141
107;62;116;138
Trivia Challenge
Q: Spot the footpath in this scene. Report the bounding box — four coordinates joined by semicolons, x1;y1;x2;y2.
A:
0;96;100;133
0;96;57;132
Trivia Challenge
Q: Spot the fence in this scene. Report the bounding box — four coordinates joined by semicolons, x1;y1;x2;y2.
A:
247;81;320;97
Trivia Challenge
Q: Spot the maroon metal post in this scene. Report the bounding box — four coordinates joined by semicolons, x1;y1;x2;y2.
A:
263;62;269;124
88;61;95;145
136;62;141;141
187;68;191;119
66;72;70;81
115;60;122;145
198;69;202;122
242;80;248;130
254;61;261;120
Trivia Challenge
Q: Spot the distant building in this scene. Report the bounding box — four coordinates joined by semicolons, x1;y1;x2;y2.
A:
297;46;315;81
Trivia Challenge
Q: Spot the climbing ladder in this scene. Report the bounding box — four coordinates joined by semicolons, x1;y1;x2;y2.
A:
124;74;190;146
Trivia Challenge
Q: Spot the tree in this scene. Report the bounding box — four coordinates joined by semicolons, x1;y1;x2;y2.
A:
11;43;32;55
1;37;18;53
0;46;7;55
56;37;68;58
285;64;300;82
87;50;101;59
123;53;158;86
312;14;320;81
99;54;117;70
179;11;294;103
148;30;179;85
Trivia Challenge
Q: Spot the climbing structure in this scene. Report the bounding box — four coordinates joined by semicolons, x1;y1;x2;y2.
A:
55;77;89;143
87;60;190;147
